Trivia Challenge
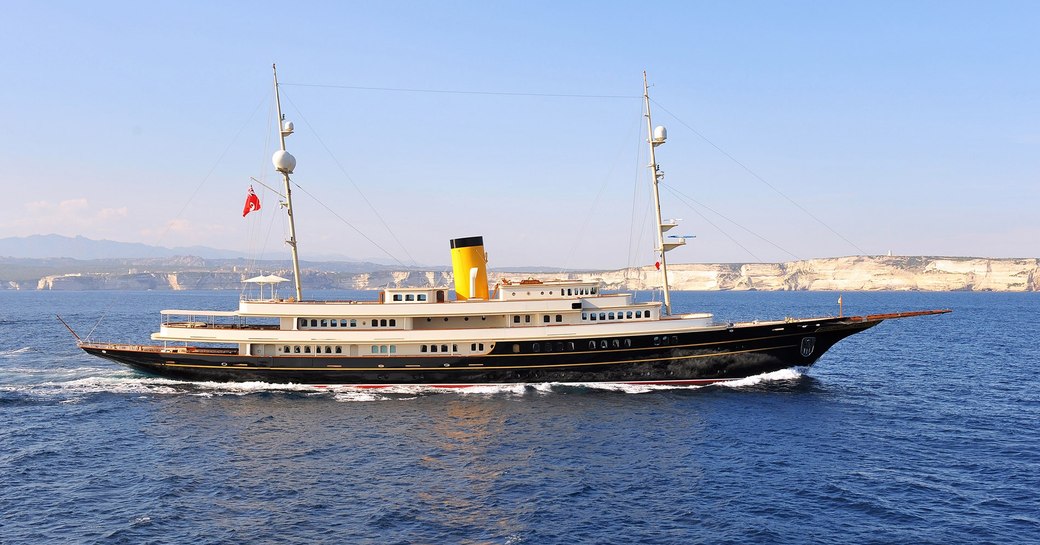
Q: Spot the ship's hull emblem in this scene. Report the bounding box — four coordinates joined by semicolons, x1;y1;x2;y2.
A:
800;336;816;357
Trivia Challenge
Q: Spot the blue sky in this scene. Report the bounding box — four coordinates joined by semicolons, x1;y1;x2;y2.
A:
3;1;1037;268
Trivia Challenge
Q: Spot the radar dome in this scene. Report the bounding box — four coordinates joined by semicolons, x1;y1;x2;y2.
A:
653;125;667;144
272;150;296;174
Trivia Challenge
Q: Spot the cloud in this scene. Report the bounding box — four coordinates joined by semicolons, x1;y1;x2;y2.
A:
1;198;129;236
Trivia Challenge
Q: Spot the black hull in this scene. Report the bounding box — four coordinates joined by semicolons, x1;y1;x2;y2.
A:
81;316;881;386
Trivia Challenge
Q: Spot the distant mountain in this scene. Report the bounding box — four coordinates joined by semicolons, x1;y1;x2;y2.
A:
0;234;251;260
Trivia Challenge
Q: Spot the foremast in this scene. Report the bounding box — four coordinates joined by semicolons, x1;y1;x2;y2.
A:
272;64;303;301
643;72;683;315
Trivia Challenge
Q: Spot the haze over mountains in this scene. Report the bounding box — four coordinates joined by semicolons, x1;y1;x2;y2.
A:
2;235;1037;292
0;234;391;263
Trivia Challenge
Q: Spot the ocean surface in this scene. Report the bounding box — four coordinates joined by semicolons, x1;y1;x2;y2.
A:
1;289;1037;544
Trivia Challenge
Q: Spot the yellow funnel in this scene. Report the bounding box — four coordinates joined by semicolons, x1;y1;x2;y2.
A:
450;236;489;300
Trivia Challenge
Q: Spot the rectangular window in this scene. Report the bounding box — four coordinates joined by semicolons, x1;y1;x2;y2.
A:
471;343;477;351
283;346;290;353
556;314;562;322
310;319;318;327
320;319;328;327
371;346;379;354
479;343;484;350
417;294;427;301
627;311;633;319
452;344;458;352
335;346;342;354
393;294;402;301
405;294;414;301
390;345;397;354
389;319;396;327
608;312;615;320
590;313;597;321
421;345;428;353
525;315;531;323
350;319;357;327
380;319;387;327
582;312;588;320
599;313;606;321
543;315;550;323
513;315;521;324
380;345;388;354
304;346;312;354
441;345;448;353
431;345;438;353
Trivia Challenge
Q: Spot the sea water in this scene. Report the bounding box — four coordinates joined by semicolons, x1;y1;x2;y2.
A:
1;290;1037;544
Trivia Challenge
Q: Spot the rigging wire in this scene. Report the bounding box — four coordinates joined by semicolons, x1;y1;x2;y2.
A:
663;184;801;261
281;82;639;100
649;98;867;255
288;181;409;268
556;105;645;273
157;93;270;249
280;89;418;267
662;185;764;262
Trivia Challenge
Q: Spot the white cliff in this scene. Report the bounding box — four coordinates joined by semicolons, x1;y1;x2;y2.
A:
25;256;1040;292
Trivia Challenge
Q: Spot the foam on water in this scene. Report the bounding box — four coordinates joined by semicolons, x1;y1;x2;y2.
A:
1;366;809;402
0;347;33;357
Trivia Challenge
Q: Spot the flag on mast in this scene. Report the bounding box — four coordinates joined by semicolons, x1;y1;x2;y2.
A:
242;186;261;217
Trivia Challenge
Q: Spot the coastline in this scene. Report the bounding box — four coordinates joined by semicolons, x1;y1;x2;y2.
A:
8;255;1037;292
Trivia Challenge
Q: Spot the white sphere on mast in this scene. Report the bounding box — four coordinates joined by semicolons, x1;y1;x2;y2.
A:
273;150;297;174
652;125;668;145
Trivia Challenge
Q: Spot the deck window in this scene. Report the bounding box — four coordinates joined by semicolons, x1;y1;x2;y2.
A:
335;346;342;354
294;346;301;353
513;315;520;324
543;315;550;323
599;313;606;321
608;312;615;320
321;319;328;327
417;294;427;302
589;341;597;350
441;345;448;353
532;343;540;353
304;346;312;354
525;315;531;323
422;345;428;353
405;294;414;301
350;319;357;327
513;344;521;353
582;312;588;320
371;346;379;354
390;346;397;354
430;345;438;353
283;346;290;353
600;340;608;349
590;314;597;321
627;311;633;319
380;346;388;354
393;294;402;301
555;314;562;322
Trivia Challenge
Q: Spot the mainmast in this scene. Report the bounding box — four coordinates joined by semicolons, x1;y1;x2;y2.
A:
643;71;684;315
272;64;303;301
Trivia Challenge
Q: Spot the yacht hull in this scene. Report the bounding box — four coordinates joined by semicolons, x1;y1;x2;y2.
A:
80;315;882;386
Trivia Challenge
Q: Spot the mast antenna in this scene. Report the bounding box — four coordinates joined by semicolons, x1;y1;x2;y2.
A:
272;63;304;301
643;71;683;315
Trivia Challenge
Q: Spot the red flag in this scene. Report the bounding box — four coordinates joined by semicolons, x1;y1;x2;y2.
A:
242;186;261;217
654;261;661;270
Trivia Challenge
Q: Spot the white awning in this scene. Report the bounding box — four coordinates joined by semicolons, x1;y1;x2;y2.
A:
243;275;290;283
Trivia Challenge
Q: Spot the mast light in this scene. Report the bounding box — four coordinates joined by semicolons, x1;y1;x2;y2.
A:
281;120;294;136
